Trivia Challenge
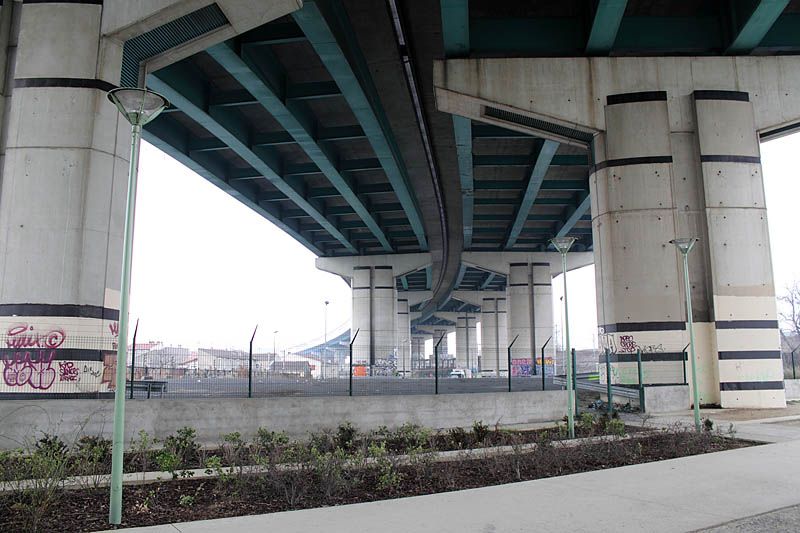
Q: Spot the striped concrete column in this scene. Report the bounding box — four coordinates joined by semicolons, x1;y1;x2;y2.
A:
591;91;692;394
693;90;785;408
395;297;411;373
506;262;552;374
0;2;128;397
433;328;449;358
351;266;396;366
480;297;507;375
455;314;478;370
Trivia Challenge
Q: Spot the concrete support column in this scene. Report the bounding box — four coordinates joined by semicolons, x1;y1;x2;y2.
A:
395;297;411;374
411;335;425;363
506;262;553;372
0;2;128;396
480;297;507;375
455;314;478;370
433;328;449;358
693;91;784;408
351;266;396;365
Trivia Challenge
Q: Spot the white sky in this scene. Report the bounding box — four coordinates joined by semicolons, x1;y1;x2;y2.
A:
130;133;800;350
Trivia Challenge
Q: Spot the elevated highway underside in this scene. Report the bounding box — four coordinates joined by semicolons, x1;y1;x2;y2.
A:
1;0;800;407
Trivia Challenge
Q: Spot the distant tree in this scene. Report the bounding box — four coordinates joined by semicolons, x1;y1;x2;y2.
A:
778;282;800;347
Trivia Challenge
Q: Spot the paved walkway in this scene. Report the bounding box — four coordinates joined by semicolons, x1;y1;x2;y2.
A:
117;436;800;533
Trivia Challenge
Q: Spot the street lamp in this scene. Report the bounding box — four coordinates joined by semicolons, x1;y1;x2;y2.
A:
671;237;701;431
551;236;576;439
273;330;279;363
106;88;169;525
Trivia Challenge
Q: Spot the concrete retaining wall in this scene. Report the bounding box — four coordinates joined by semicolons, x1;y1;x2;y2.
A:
644;385;690;413
785;379;800;401
0;391;568;450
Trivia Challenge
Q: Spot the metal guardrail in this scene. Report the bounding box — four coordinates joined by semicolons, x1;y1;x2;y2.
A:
552;375;640;400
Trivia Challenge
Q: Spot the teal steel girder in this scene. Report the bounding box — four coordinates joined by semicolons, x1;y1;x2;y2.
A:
454;116;474;248
727;0;790;53
480;272;496;290
586;0;628;54
554;190;592;239
504;140;559;249
292;0;428;250
147;63;358;254
206;41;393;252
143;117;323;255
441;0;470;56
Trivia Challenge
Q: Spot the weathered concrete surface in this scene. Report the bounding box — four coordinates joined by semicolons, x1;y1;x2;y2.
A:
108;439;800;533
785;379;800;400
644;384;690;413
0;390;567;449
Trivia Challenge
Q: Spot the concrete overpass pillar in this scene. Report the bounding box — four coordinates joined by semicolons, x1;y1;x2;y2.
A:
0;2;128;395
480;297;507;375
506;262;553;374
351;266;396;366
433;327;449;358
592;90;784;408
411;334;426;363
395;297;411;374
455;314;478;371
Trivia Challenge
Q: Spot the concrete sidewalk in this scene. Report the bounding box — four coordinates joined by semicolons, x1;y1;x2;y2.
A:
116;439;800;533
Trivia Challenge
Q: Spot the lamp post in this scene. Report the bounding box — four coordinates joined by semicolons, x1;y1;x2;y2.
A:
551;236;576;439
273;330;279;364
671;237;701;431
106;87;169;525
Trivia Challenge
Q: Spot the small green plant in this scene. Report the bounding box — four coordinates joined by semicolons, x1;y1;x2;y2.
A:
156;450;181;479
310;447;349;499
164;426;199;467
471;420;490;443
606;418;625;436
335;421;358;451
35;433;68;459
446;426;470;448
578;412;596;432
178;494;195;507
368;441;404;492
254;427;289;455
386;423;431;452
74;435;112;488
130;429;156;477
703;418;714;432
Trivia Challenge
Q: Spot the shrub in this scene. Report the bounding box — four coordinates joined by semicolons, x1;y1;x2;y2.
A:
163;426;199;468
310;447;349;500
446;426;470;449
605;418;625;437
34;434;68;460
74;435;112;488
335;421;358;451
156;450;181;479
385;423;431;453
369;441;404;492
578;413;596;433
254;427;289;455
471;421;490;443
703;418;714;432
130;430;156;476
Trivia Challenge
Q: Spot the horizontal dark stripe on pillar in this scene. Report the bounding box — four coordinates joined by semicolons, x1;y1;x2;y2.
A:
600;321;686;333
720;381;784;391
374;286;394;290
602;352;686;363
694;90;749;102
0;348;105;361
509;262;550;267
715;320;778;329
718;350;782;360
607;91;667;105
353;266;371;270
700;155;760;164
374;266;393;270
592;155;673;172
533;283;550;287
397;312;408;315
352;286;370;290
14;77;115;91
0;392;114;400
397;298;408;302
508;283;528;287
0;303;119;320
23;0;103;4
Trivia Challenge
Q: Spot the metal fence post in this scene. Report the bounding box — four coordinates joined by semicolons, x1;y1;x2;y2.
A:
571;348;578;417
541;336;551;391
682;343;689;385
129;319;139;400
637;348;645;412
605;348;613;415
434;333;444;395
349;329;359;397
508;335;519;392
792;348;797;380
248;325;258;398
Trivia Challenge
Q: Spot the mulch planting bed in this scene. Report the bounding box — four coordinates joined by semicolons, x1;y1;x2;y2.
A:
1;424;750;532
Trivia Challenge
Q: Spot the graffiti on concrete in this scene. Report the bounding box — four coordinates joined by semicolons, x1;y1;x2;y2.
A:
2;350;57;390
58;361;79;382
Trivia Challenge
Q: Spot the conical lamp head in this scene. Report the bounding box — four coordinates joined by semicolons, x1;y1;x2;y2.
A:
108;88;169;127
550;236;576;254
670;238;698;254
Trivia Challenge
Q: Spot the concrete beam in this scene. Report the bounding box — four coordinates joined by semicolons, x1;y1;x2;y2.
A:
451;290;505;307
462;252;593;277
316;253;432;279
397;291;433;308
433;56;800;138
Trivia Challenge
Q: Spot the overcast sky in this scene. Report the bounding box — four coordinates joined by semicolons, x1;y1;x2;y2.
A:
129;132;799;350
